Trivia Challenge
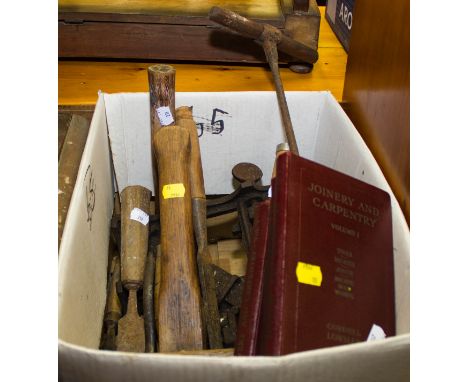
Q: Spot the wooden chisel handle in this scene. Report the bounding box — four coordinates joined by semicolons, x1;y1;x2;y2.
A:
105;256;122;323
102;256;122;350
154;125;204;352
120;185;151;289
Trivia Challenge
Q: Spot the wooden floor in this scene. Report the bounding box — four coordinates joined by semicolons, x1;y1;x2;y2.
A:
58;7;347;105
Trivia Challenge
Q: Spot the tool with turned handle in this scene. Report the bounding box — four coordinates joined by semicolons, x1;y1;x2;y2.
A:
148;64;176;216
116;185;151;353
102;255;121;350
176;106;223;349
154;124;204;352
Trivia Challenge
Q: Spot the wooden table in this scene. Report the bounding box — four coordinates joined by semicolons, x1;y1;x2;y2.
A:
58;6;347;248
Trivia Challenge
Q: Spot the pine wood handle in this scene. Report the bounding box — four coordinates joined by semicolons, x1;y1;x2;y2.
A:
120;185;151;289
154;125;204;352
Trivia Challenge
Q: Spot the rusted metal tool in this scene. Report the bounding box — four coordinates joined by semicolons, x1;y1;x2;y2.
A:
176;106;223;350
220;306;238;347
116;185;151;353
143;234;158;353
213;265;239;304
231;163;264;251
207;163;268;217
224;277;245;308
109;198;161;353
212;265;245;348
209;6;314;155
206;162;268;252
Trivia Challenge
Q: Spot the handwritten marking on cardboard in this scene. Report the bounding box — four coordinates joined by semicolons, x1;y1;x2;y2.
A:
194;107;230;137
83;164;96;231
296;261;322;286
162;183;185;199
130;208;149;226
156;106;174;126
367;324;386;341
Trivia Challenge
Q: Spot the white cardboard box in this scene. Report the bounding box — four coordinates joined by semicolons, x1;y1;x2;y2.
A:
58;91;410;382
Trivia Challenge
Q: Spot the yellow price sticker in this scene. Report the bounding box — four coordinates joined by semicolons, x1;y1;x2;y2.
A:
162;183;185;199
296;261;322;287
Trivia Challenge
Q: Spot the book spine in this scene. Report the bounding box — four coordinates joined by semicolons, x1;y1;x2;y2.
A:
234;200;271;356
256;153;291;355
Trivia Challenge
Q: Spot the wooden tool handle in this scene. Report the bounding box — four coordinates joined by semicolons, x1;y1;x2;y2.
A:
176;106;205;199
154;125;204;352
148;64;176;133
209;6;318;64
177;106;223;349
120;185;151;289
104;256;122;323
148;64;176;212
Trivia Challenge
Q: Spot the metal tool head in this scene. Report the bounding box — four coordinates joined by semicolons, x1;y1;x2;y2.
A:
116;289;145;352
232;162;263;185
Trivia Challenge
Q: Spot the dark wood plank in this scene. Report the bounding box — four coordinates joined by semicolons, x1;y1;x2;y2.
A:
58;21;289;63
58;113;92;251
58;113;71;158
58;12;284;27
342;0;409;223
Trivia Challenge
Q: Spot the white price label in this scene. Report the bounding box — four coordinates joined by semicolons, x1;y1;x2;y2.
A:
367;324;386;342
268;186;272;198
130;208;149;226
156;106;174;126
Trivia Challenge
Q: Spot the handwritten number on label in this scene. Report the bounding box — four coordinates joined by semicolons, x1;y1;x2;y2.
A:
84;165;96;231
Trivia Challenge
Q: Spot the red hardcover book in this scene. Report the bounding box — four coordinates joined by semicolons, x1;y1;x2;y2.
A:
234;199;271;356
256;152;395;355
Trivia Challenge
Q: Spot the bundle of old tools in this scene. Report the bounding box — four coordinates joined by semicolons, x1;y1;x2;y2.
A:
100;63;269;354
100;3;317;353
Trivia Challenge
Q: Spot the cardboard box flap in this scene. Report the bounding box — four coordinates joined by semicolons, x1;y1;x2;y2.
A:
58;96;115;348
104;91;328;195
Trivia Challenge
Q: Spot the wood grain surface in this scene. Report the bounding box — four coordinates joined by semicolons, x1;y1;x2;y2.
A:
342;0;410;223
58;0;282;18
58;112;91;250
154;125;204;352
120;185;151;288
